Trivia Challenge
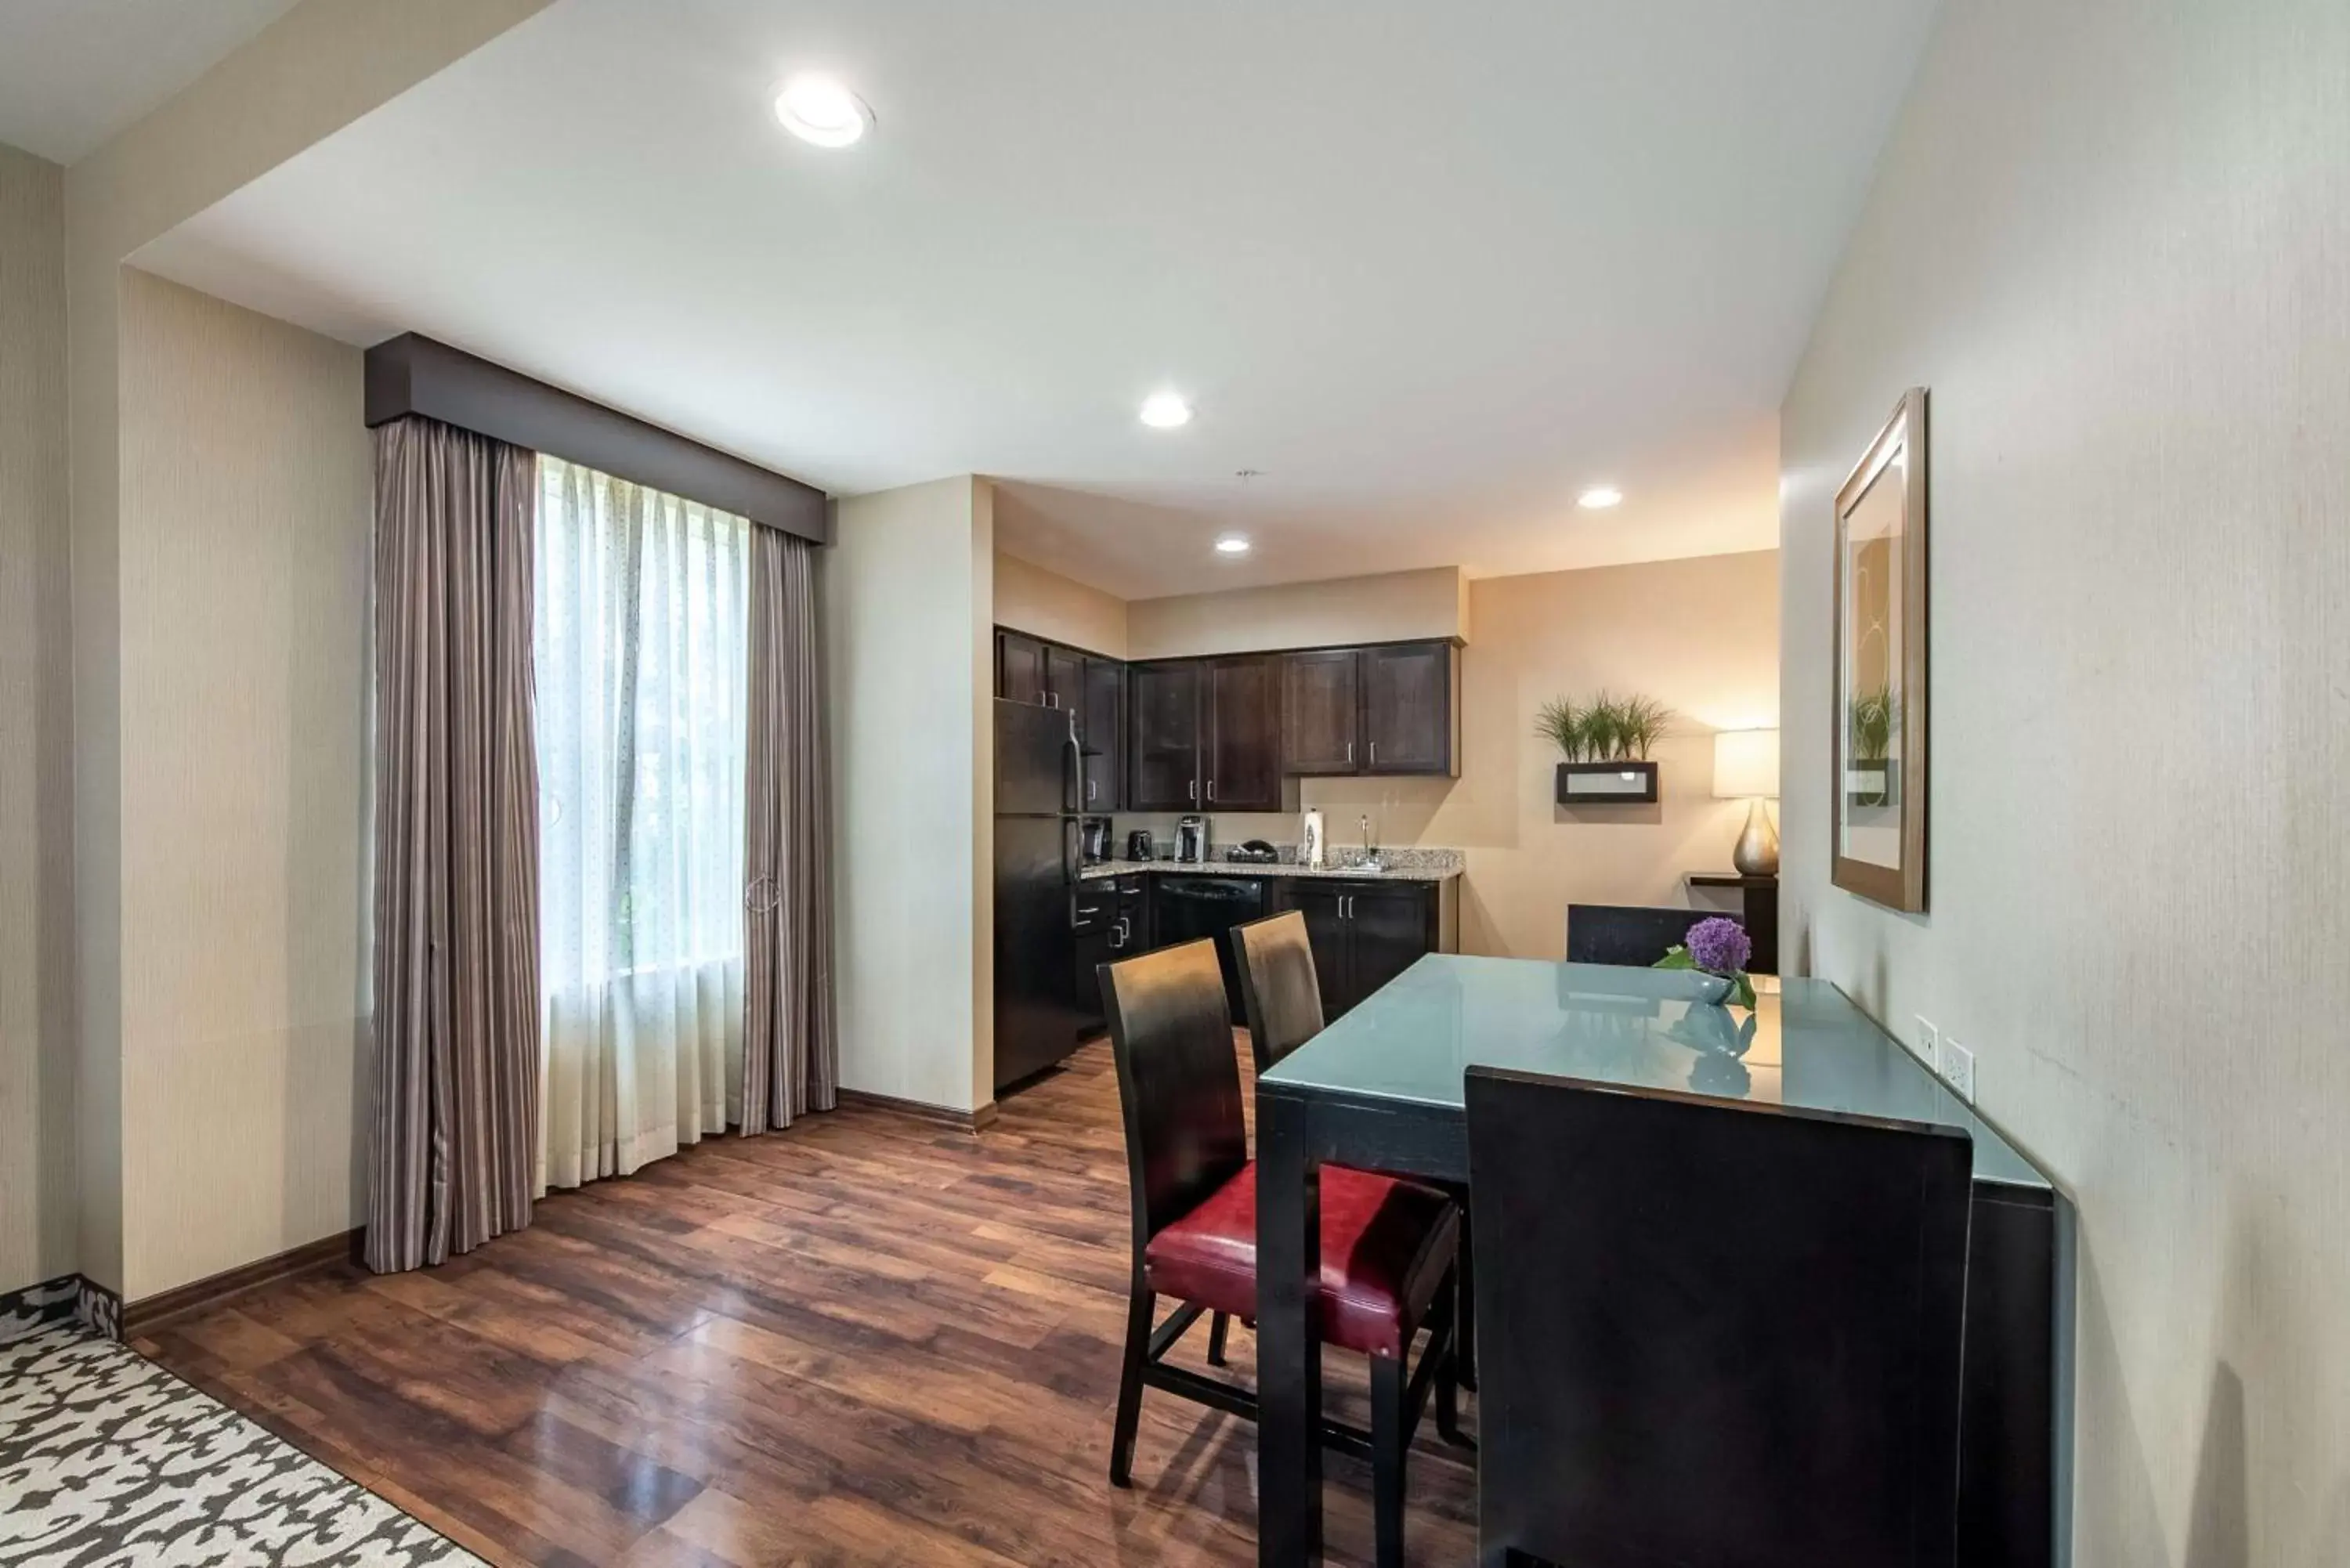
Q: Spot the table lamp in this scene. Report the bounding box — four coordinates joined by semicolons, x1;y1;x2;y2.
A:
1713;728;1780;876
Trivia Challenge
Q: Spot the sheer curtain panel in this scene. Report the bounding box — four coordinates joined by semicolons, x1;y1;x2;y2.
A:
367;417;542;1274
535;457;750;1192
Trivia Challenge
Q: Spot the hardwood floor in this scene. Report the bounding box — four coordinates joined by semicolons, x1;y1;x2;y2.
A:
133;1037;1477;1566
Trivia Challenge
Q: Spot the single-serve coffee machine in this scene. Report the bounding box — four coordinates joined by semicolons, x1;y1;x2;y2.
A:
1174;815;1209;863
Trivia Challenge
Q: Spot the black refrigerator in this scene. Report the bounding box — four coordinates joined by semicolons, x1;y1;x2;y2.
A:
994;699;1086;1091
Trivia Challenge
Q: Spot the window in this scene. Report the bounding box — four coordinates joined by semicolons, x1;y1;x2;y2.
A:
533;455;750;1189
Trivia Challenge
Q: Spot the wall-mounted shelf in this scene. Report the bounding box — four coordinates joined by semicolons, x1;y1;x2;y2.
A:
1556;761;1659;804
1845;759;1902;811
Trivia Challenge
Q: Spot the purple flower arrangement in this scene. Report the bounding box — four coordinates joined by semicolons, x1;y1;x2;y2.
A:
1685;917;1752;976
1654;916;1757;1008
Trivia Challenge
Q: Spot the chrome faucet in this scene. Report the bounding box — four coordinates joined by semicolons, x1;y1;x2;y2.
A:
1356;814;1385;873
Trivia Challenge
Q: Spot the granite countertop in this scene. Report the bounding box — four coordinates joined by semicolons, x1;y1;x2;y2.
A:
1079;853;1461;883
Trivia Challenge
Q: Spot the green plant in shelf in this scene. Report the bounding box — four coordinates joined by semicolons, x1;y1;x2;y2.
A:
1535;697;1585;761
1849;686;1900;763
1614;694;1672;761
1537;692;1674;762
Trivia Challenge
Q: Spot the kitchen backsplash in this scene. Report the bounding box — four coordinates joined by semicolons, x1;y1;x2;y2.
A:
1105;817;1463;873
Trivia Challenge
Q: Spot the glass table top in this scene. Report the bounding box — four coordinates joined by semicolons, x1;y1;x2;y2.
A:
1259;955;2048;1191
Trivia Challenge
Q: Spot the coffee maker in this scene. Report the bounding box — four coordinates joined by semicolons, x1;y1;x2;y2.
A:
1175;816;1209;863
1080;817;1111;864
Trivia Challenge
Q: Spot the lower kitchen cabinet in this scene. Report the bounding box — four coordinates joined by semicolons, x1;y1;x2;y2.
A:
1090;870;1456;1030
1075;875;1153;1035
1271;877;1455;1019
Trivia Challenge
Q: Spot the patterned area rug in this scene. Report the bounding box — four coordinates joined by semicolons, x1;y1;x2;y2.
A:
0;1327;485;1567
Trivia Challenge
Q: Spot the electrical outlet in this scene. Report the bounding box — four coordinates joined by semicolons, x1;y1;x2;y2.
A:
1940;1036;1976;1103
1913;1016;1939;1067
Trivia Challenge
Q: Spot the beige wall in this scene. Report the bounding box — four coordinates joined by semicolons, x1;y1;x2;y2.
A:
1781;2;2350;1562
827;477;996;1114
1119;552;1780;959
57;0;552;1293
1126;565;1467;660
1441;554;1777;956
0;143;74;1296
112;270;372;1301
994;549;1127;659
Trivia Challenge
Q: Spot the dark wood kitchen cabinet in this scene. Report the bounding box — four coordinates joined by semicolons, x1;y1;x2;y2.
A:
1078;656;1124;811
1128;660;1202;811
1278;640;1459;779
1127;654;1283;812
1044;645;1085;715
1277;882;1352;1002
996;630;1047;706
1056;631;1461;806
1271;876;1452;1018
996;630;1126;807
1361;641;1456;774
1203;654;1282;811
1282;649;1361;774
1344;884;1435;1001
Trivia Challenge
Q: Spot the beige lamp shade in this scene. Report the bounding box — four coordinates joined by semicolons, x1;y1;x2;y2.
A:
1712;728;1780;800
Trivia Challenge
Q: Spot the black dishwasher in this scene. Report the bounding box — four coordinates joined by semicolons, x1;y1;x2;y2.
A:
1152;876;1268;1018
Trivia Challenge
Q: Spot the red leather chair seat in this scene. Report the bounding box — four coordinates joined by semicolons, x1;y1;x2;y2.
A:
1143;1162;1457;1360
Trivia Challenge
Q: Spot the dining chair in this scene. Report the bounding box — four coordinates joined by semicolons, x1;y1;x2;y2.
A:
1462;1065;1972;1568
1099;938;1464;1568
1231;909;1326;1075
1564;902;1730;966
1231;908;1480;1392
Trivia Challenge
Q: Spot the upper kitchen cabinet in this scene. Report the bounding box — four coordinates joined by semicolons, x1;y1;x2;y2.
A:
1203;654;1282;811
1128;660;1202;811
1282;649;1361;774
1361;641;1458;775
994;628;1127;808
1079;656;1124;810
1280;641;1460;778
997;629;1047;706
1044;645;1086;716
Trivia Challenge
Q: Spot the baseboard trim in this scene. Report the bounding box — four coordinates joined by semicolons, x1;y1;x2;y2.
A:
837;1088;1000;1133
0;1275;84;1346
124;1229;363;1336
0;1274;125;1344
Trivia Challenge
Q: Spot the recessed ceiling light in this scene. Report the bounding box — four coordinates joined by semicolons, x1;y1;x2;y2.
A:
773;74;871;147
1578;485;1624;509
1214;534;1252;555
1139;392;1193;429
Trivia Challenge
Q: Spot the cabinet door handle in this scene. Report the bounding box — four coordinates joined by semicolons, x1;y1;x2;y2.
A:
1046;692;1059;709
1369;741;1378;765
1208;779;1217;801
1346;741;1354;764
1087;779;1097;801
1189;778;1198;802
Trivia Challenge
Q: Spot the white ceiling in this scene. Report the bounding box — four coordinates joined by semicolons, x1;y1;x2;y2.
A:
134;0;1938;598
0;0;303;164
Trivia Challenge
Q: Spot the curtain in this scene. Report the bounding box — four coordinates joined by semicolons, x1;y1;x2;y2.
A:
740;526;838;1131
367;417;541;1274
534;456;750;1192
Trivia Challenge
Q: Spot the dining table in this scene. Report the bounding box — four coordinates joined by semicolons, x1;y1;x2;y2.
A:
1253;954;2060;1568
